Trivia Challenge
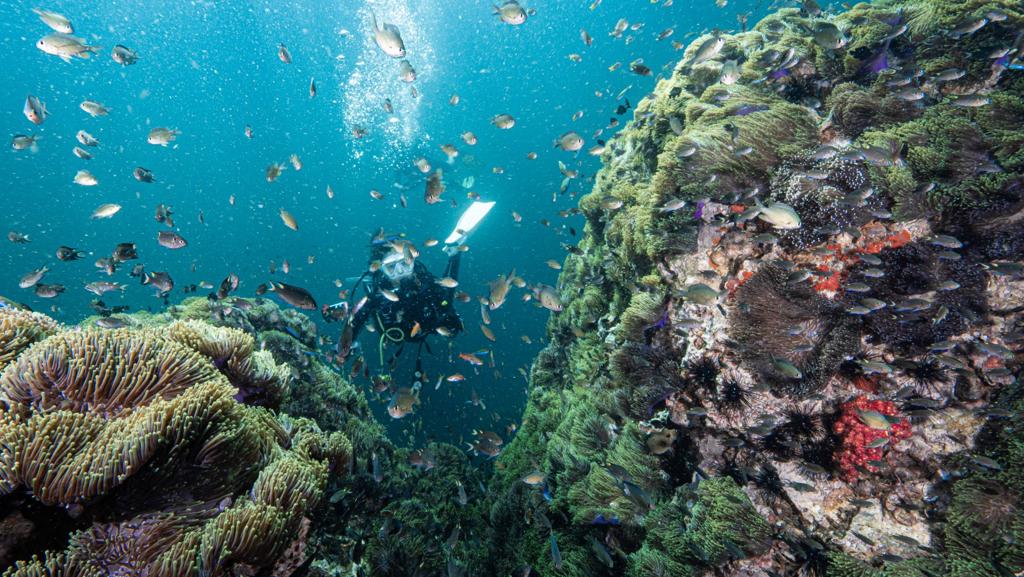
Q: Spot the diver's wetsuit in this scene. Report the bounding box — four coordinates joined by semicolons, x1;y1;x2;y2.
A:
350;254;463;357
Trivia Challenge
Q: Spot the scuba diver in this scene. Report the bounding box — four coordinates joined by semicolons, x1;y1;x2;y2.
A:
325;201;495;381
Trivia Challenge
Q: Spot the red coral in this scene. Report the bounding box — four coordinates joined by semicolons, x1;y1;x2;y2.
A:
850;374;879;394
887;229;912;249
813;270;842;293
833;396;911;482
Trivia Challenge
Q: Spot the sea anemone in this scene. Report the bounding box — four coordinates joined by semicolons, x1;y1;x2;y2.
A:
732;263;860;394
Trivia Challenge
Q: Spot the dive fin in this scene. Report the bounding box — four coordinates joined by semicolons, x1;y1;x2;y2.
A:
445;201;495;245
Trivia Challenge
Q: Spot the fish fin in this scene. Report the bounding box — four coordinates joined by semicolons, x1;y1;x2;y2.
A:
59;55;72;64
480;400;487;411
368;9;379;31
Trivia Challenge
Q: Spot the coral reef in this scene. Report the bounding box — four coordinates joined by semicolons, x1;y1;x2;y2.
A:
472;0;1024;575
3;1;1022;575
0;316;350;576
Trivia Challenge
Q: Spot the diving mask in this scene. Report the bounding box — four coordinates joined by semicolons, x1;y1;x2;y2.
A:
381;251;414;281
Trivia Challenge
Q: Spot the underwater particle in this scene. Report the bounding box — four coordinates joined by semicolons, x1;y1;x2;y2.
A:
832;396;911;481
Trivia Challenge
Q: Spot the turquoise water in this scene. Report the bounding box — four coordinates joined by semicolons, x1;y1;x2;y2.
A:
1;0;758;446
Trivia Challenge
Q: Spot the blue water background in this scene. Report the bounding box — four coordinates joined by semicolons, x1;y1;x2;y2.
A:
0;0;764;447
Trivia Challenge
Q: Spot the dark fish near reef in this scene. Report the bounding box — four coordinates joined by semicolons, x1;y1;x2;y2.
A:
157;231;188;249
95;316;130;329
34;283;64;298
387;384;421;419
111;44;138;65
425;169;445;204
217;273;240;299
269;281;317;310
56;246;84;261
133;167;155;182
112;243;137;262
621;480;653;509
589;536;613;568
142;271;174;295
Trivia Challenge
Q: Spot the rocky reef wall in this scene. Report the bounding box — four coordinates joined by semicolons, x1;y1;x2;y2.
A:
474;0;1024;575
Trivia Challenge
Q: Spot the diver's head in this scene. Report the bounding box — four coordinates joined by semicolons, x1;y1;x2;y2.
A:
381;250;414;282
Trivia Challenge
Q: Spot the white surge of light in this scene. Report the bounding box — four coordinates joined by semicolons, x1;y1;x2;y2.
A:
342;1;436;168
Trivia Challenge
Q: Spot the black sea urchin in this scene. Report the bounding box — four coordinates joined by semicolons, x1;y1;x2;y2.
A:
686;356;721;391
903;356;950;395
761;408;826;461
717;378;751;413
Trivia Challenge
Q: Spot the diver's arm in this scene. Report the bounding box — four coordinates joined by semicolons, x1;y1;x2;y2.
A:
443;252;462;282
350;298;373;340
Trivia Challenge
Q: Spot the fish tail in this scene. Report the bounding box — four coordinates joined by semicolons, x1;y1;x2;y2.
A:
368;9;379;31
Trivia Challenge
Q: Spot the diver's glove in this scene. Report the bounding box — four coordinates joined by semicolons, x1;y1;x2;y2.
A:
322;301;349;322
442;243;460;256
